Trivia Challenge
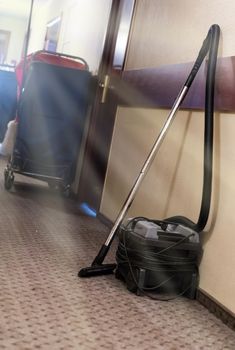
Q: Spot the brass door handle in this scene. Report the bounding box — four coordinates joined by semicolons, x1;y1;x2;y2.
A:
99;75;110;103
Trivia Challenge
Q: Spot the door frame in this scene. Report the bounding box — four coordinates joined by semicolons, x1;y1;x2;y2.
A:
77;0;136;212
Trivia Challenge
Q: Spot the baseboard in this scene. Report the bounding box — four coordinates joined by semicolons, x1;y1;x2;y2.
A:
196;289;235;331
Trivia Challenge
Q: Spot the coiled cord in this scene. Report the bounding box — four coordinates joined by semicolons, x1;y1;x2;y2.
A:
116;217;200;301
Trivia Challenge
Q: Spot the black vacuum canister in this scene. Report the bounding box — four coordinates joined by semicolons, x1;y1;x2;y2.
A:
115;220;203;299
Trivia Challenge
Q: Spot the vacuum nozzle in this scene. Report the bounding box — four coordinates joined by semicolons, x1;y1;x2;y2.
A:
78;263;116;278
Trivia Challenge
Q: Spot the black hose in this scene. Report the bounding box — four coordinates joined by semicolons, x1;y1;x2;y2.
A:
165;24;220;232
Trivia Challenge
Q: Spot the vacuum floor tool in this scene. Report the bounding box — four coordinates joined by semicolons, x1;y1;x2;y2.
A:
79;24;220;293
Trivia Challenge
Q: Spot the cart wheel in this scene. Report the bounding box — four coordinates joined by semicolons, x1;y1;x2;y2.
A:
4;171;14;190
62;185;71;198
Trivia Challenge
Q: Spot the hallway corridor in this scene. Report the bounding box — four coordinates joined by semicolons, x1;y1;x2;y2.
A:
0;158;234;350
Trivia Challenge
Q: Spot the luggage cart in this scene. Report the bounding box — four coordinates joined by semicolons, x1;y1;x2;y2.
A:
4;51;91;195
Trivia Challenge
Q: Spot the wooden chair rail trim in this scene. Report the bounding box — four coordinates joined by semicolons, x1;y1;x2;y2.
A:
113;56;235;111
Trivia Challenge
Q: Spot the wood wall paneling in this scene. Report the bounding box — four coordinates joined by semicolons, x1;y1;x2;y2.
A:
114;56;235;112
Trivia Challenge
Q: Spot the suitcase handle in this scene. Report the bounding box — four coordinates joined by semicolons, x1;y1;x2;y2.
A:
31;50;89;70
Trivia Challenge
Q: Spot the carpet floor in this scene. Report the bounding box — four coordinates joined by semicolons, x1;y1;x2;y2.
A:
0;158;234;350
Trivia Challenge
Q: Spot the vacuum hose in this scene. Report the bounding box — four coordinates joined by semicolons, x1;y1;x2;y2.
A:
166;24;220;232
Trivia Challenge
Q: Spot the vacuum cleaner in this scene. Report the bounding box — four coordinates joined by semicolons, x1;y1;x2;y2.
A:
79;24;220;298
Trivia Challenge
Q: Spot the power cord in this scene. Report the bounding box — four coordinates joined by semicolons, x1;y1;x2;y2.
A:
116;217;198;301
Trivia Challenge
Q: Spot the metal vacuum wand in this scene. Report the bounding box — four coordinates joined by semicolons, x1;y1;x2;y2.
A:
78;86;188;277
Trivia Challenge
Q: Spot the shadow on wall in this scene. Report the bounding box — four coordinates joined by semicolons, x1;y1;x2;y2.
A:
162;111;193;217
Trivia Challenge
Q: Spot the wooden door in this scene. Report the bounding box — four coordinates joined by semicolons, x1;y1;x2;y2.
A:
77;0;136;212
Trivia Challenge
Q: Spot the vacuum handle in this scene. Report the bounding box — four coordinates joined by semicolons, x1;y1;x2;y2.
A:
96;85;189;256
185;24;219;88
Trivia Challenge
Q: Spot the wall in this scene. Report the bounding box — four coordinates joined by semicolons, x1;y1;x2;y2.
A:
28;0;112;73
100;0;235;313
0;14;28;64
27;1;49;54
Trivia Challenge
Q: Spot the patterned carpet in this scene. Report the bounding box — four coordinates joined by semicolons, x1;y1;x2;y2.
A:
0;158;234;350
